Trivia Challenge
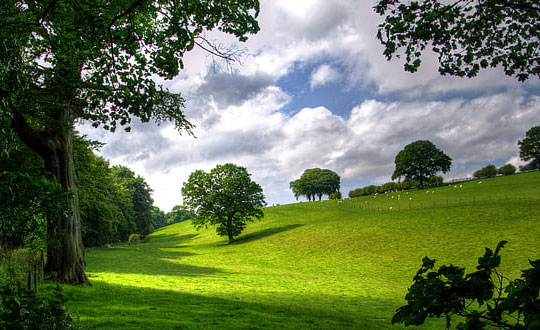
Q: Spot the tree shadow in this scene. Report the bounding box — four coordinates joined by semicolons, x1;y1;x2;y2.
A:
229;224;304;245
60;281;428;330
86;233;222;278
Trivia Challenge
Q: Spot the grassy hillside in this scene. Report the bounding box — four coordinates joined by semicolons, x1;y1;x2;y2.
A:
60;172;540;329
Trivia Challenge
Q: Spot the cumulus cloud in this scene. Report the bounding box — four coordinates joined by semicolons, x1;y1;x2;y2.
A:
310;64;341;89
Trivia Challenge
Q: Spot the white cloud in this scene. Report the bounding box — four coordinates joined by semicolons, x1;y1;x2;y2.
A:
310;64;341;89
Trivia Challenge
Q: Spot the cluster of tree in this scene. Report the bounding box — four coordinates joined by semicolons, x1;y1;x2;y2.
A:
473;164;517;179
182;164;266;243
1;134;167;249
519;125;540;171
166;205;195;225
349;176;443;198
289;168;341;201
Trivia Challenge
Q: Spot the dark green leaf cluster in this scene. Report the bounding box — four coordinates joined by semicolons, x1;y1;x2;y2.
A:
375;0;540;81
166;205;195;225
392;140;451;187
519;126;540;170
290;168;341;201
0;285;79;330
497;164;516;176
182;163;266;243
392;241;540;329
473;164;498;178
74;137;159;246
0;170;70;250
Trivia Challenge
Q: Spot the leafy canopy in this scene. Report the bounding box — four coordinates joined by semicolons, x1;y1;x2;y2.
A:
290;168;341;201
392;241;540;330
519;125;540;170
375;0;540;81
0;0;260;132
392;140;451;186
182;163;266;243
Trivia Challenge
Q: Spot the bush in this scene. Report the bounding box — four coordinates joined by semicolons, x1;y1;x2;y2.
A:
392;241;540;330
473;164;498;178
329;191;342;200
497;163;516;175
399;178;418;189
0;285;78;330
128;233;140;245
381;182;398;192
427;175;443;186
519;162;535;172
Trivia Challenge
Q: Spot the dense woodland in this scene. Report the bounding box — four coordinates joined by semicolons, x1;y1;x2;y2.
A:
0;133;192;249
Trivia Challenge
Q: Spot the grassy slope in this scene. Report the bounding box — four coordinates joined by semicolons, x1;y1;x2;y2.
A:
60;172;540;329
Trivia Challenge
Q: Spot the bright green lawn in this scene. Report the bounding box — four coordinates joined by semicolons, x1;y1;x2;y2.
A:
59;172;540;329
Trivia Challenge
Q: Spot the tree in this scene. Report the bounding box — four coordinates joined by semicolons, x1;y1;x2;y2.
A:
289;168;341;201
375;0;540;81
0;0;259;283
473;164;498;178
166;205;195;225
392;140;451;187
392;241;540;330
498;164;516;176
182;164;266;243
519;126;540;170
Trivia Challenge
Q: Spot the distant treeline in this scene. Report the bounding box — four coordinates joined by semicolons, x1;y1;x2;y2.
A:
349;176;443;198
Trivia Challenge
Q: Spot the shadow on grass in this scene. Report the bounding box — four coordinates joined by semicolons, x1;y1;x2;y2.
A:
59;281;425;330
230;224;304;246
86;234;222;278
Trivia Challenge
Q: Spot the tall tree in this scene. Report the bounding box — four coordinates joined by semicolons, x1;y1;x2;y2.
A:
375;0;540;81
392;140;451;187
182;163;266;243
519;125;540;170
0;0;259;283
290;168;341;201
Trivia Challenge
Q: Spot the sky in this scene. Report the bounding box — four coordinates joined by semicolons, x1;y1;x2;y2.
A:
78;0;540;212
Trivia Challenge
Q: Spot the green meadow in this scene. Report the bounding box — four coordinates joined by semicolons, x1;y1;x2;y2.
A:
59;172;540;329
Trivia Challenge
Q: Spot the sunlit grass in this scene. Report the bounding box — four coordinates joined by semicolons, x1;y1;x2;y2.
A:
59;171;540;329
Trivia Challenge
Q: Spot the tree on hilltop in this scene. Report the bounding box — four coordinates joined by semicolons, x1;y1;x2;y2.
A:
392;140;451;187
375;0;540;81
290;168;340;201
0;0;260;283
519;125;540;170
182;164;266;243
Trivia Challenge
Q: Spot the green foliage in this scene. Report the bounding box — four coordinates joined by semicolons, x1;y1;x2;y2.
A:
392;241;540;329
520;163;536;172
427;175;443;186
182;163;266;243
0;171;70;249
290;168;341;201
375;0;540;81
166;205;195;225
473;164;498;178
329;191;342;200
0;285;78;330
111;166;155;238
128;234;141;245
498;164;516;176
519;126;540;170
392;140;451;187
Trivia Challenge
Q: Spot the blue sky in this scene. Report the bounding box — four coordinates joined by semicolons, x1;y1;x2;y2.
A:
79;0;540;211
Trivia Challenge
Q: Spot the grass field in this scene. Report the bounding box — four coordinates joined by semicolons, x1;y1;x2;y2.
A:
58;172;540;329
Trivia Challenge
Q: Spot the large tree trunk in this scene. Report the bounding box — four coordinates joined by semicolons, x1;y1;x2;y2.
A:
12;110;90;285
42;130;90;285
